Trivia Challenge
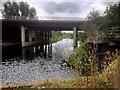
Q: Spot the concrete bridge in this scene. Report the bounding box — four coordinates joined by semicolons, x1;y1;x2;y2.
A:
1;17;84;48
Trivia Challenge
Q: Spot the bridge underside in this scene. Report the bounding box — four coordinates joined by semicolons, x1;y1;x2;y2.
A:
1;19;83;48
2;19;83;31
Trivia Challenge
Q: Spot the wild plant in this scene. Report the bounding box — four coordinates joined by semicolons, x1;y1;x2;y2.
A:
68;42;120;88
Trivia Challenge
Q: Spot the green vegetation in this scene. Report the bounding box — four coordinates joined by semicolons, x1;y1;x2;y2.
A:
52;31;72;43
2;1;37;19
67;2;120;84
1;1;120;89
3;49;119;89
105;1;120;27
68;42;87;68
62;32;73;39
77;32;87;43
31;56;119;88
52;36;70;43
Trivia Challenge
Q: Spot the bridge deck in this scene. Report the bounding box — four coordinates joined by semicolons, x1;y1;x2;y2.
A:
1;19;83;31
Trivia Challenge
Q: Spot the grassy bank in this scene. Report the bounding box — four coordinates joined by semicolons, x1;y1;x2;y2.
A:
31;58;119;88
1;42;119;89
2;49;119;89
52;36;70;43
68;42;87;68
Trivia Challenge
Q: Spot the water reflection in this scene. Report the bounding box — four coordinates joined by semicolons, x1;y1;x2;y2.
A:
1;39;76;84
2;44;52;61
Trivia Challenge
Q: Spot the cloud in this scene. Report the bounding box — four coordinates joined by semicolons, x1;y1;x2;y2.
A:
34;2;110;17
0;1;113;18
40;2;82;14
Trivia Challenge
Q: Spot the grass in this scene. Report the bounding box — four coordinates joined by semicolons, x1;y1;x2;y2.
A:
1;42;119;89
52;36;70;43
67;42;88;69
2;53;119;89
30;46;120;88
31;58;119;88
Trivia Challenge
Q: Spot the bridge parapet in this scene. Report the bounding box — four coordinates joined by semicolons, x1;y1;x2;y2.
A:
2;16;86;21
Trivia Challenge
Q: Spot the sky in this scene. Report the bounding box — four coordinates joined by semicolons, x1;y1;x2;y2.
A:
0;0;119;19
0;0;119;32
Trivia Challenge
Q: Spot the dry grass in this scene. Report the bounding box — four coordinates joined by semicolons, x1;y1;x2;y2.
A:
1;56;119;89
31;57;119;88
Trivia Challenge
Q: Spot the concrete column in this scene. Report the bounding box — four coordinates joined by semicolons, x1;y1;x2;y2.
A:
37;31;39;41
29;30;32;42
39;31;43;41
73;27;77;48
35;30;38;41
48;31;49;40
45;32;46;40
21;26;25;43
40;31;43;41
38;30;43;41
44;44;47;59
50;31;52;39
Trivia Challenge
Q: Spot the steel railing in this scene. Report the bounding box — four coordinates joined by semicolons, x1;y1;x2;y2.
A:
1;16;87;21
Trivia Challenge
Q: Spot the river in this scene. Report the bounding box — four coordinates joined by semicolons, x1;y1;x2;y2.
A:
1;39;79;83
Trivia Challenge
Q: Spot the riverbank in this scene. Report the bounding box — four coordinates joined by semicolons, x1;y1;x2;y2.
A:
52;36;70;43
1;58;119;89
0;78;72;89
1;39;74;85
1;40;119;89
31;58;118;88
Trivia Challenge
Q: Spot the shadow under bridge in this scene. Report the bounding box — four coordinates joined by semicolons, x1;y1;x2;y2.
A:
2;17;84;48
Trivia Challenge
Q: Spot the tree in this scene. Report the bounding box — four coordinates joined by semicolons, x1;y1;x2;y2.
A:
2;1;37;19
2;2;19;19
52;31;62;38
19;2;29;18
82;9;107;38
29;7;37;19
105;2;120;27
87;9;101;24
78;32;87;43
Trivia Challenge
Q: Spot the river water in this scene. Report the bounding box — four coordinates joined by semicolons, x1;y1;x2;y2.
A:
1;39;77;83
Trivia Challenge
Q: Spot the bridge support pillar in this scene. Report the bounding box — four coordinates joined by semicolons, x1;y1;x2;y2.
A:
48;31;49;40
45;32;47;40
29;30;32;42
49;31;52;41
35;30;38;41
21;26;26;43
73;27;77;48
41;31;43;41
38;30;40;41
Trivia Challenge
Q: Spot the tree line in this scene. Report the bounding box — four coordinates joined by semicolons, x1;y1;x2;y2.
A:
2;1;37;19
81;1;120;41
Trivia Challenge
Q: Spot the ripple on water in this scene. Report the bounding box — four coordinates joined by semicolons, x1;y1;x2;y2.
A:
2;39;77;83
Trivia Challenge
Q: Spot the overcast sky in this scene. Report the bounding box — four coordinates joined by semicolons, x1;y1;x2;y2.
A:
0;0;119;19
29;2;107;18
0;0;119;33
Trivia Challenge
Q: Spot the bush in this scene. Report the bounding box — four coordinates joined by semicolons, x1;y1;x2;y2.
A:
68;42;98;75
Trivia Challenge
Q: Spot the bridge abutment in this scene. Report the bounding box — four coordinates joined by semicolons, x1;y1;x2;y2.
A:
29;30;32;42
73;27;78;49
21;26;52;47
21;26;26;43
35;30;38;41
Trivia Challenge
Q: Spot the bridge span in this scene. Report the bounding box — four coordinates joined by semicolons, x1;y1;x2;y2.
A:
1;17;84;48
